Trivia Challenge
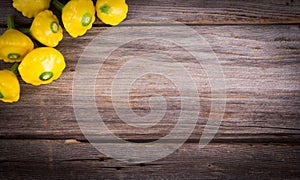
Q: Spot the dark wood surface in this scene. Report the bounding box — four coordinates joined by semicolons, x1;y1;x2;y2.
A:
0;0;300;179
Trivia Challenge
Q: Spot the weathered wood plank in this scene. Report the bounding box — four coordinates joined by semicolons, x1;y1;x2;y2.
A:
0;1;299;178
0;25;299;142
0;0;300;26
0;140;299;179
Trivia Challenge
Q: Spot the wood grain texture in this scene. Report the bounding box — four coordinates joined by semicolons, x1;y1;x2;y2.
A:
1;25;299;141
0;0;300;179
0;0;300;26
0;140;299;179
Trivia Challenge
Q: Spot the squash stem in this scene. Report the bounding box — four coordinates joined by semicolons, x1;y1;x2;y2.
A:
19;28;31;35
7;16;15;29
33;41;39;48
52;0;64;12
10;63;19;76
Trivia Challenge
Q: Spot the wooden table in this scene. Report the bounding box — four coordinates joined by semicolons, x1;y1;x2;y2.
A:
1;0;300;178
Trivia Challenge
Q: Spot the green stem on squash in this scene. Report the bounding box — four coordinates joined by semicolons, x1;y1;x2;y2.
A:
33;41;39;48
100;4;111;14
52;0;65;12
7;16;15;29
19;28;31;35
10;62;19;76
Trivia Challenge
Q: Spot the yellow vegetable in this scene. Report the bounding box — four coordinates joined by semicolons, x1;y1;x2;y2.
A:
0;16;34;63
30;10;63;47
0;64;20;103
96;0;128;26
13;0;51;18
18;47;66;86
53;0;95;38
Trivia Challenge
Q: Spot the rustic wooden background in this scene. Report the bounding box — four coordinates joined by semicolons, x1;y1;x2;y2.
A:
0;0;300;179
